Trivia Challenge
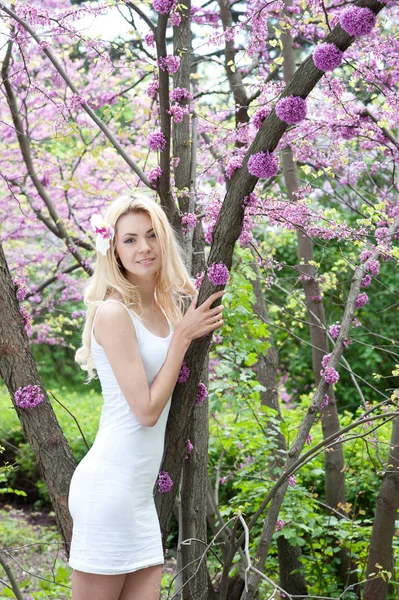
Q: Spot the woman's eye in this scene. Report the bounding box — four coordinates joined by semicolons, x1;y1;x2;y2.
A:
150;233;156;239
124;238;134;243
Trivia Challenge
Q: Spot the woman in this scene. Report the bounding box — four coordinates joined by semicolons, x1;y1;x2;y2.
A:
69;194;224;600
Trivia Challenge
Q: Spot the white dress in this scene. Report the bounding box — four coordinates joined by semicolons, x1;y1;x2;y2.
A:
68;299;173;575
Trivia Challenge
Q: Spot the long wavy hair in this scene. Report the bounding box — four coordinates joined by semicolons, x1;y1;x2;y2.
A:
75;193;196;382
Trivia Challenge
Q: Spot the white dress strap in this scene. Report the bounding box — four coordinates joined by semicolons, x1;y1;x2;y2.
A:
92;299;135;343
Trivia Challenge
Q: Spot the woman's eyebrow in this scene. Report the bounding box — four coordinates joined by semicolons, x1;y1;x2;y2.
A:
123;228;154;237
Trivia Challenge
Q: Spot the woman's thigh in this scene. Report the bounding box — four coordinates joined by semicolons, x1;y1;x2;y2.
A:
118;564;163;600
71;569;127;600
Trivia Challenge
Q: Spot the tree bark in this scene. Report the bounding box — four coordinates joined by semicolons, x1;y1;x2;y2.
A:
363;416;399;600
0;241;76;552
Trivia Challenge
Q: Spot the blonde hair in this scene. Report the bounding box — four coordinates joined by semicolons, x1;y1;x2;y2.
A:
75;193;196;382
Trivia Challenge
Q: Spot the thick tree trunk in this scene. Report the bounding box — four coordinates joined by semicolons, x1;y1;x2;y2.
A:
0;241;76;551
363;416;399;600
173;7;209;592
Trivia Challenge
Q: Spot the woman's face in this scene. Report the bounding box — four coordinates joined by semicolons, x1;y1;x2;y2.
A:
115;211;161;281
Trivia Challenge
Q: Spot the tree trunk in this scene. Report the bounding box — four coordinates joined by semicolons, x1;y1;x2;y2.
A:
0;241;76;551
363;416;399;600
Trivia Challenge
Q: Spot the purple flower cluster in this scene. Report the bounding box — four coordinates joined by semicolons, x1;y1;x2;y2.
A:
144;32;155;47
375;226;389;241
306;434;312;446
153;0;174;14
147;79;159;99
247;151;279;179
184;439;194;459
321;353;331;369
196;382;208;405
288;475;296;487
13;277;27;301
252;106;270;130
168;103;188;123
360;250;372;262
14;384;45;409
355;292;369;308
276;519;285;531
158;470;173;493
148;166;162;187
226;157;243;179
207;261;230;286
340;6;376;37
361;274;372;288
170;11;181;26
322;367;340;385
320;394;329;409
313;43;343;72
20;306;32;332
194;271;204;290
170;87;193;103
69;93;86;109
178;361;190;383
365;259;380;276
147;131;167;152
181;212;198;235
275;95;307;124
158;55;181;74
329;324;341;339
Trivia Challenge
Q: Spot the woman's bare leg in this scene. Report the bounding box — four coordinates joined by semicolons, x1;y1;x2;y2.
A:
71;569;127;600
118;564;162;600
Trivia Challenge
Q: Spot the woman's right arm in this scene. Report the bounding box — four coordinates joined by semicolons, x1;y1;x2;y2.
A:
95;291;224;426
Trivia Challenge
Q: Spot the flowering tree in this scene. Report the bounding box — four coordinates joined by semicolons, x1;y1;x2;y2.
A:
0;0;398;598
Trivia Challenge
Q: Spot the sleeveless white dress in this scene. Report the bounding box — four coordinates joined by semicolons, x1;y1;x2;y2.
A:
68;299;173;575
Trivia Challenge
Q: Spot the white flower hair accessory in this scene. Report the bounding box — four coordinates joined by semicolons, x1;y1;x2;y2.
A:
90;214;115;256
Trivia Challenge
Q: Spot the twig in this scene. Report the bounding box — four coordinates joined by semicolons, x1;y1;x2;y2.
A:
0;552;27;600
48;391;90;451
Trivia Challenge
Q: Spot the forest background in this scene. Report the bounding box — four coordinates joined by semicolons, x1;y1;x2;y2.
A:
0;0;398;599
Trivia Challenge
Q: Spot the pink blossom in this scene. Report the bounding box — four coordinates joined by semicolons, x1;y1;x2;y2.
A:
365;259;380;276
288;475;296;487
340;6;376;37
355;293;369;308
208;262;230;286
247;151;279;179
361;274;372;288
148;166;162;186
170;11;181;26
194;271;204;290
14;384;44;409
321;353;331;369
181;212;198;235
322;367;340;385
275;95;307;124
320;394;329;409
147;131;167;151
313;43;343;71
178;361;190;383
196;382;208;405
153;0;175;14
226;157;243;179
276;519;285;531
147;79;159;99
170;87;192;103
329;324;341;339
158;470;173;493
252;106;270;130
185;439;194;459
158;55;180;74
